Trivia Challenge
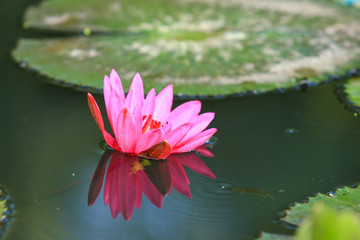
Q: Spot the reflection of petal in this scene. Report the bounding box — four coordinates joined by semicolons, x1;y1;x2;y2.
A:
115;153;137;221
137;170;163;208
88;150;112;206
141;158;171;196
169;152;216;179
88;148;215;221
105;157;119;218
195;145;215;157
167;157;192;198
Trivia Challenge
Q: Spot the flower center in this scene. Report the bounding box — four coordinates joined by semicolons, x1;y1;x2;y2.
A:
142;114;170;134
142;114;161;134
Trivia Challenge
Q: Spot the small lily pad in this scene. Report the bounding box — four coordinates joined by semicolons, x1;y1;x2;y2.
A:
13;0;360;96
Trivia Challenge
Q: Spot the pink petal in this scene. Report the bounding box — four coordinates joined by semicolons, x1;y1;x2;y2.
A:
184;112;215;140
103;75;111;111
134;128;163;154
109;69;125;101
132;104;143;138
124;89;133;110
153;84;173;123
173;128;217;153
175;112;215;148
87;93;120;151
167;101;201;129
107;89;124;133
162;122;172;136
164;123;191;147
127;73;144;112
115;108;137;153
143;88;156;117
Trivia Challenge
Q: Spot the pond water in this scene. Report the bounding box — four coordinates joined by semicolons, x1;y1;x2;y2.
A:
2;1;360;239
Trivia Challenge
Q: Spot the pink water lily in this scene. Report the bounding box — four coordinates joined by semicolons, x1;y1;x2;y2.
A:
88;69;217;159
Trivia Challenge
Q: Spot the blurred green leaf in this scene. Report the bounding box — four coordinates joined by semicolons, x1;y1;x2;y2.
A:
296;203;360;240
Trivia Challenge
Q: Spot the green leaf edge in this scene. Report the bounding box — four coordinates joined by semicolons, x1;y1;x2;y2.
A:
337;76;360;111
255;232;294;240
281;184;360;226
0;188;13;238
12;45;360;99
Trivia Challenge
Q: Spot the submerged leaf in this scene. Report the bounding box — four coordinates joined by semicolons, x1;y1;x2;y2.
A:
13;0;360;96
230;187;274;199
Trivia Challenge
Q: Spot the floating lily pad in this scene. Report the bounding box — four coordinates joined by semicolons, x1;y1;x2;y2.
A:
13;0;360;96
0;188;13;238
282;185;360;226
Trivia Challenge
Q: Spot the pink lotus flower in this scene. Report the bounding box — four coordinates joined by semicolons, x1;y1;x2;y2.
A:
87;69;217;159
88;149;216;220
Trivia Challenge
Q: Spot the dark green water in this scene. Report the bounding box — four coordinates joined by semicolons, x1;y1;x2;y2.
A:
1;1;360;239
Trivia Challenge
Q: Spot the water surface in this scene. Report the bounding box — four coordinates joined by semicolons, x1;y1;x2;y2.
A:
1;1;360;239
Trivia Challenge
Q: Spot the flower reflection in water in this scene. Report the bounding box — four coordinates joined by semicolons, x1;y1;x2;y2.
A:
88;147;215;221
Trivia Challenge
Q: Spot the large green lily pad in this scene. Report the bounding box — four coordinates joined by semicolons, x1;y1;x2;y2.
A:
13;0;360;96
282;185;360;226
